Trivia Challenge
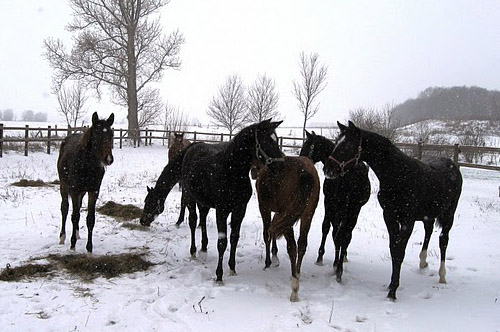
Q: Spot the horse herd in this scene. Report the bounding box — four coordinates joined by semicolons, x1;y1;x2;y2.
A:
57;112;463;302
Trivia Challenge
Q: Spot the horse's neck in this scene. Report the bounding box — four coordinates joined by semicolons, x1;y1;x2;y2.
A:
224;140;253;173
79;137;100;166
318;139;335;165
361;132;408;183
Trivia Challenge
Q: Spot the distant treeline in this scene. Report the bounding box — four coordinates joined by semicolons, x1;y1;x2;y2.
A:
392;86;500;126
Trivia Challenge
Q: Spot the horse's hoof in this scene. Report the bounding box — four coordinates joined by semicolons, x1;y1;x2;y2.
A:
290;294;300;302
315;259;324;266
336;275;342;283
175;223;181;229
69;246;76;251
229;270;237;276
387;291;397;301
420;262;428;269
215;279;224;286
59;238;65;245
198;250;207;261
439;277;447;284
271;256;280;267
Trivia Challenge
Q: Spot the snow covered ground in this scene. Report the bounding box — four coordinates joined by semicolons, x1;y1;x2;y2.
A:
0;145;499;332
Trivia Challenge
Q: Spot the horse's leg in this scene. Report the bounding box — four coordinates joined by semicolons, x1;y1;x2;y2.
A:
437;208;456;284
69;192;84;250
228;207;246;276
331;210;342;271
271;237;279;267
175;190;187;228
260;205;273;268
215;209;230;283
419;219;434;269
316;214;331;266
85;191;98;253
297;213;313;276
187;200;198;258
198;205;210;260
334;208;359;283
386;216;415;300
283;226;299;302
59;181;69;244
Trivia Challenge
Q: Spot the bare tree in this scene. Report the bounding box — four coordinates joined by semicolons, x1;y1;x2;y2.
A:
55;82;88;128
43;0;184;140
348;103;400;142
164;101;190;134
247;74;280;123
136;88;164;128
207;74;249;135
293;52;328;137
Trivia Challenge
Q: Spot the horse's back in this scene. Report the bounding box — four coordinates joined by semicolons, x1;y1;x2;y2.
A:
182;142;241;208
57;134;83;180
257;156;320;213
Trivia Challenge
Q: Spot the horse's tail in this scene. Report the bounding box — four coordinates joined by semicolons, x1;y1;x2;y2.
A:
269;171;316;239
155;142;198;196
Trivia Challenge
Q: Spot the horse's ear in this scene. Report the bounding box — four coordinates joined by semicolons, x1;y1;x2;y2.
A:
337;121;347;132
311;130;316;135
348;121;357;130
305;130;312;138
107;113;114;126
92;112;99;126
147;186;152;193
270;120;283;129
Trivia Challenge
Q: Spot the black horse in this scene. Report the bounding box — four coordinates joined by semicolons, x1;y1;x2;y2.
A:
299;130;370;283
140;119;284;283
57;112;114;253
324;121;463;300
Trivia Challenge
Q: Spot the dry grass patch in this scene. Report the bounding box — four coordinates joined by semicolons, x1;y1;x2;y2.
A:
47;253;155;280
97;201;143;221
0;253;155;282
0;262;54;281
11;179;59;187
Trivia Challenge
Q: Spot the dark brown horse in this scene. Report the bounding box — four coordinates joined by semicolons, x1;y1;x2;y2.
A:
168;132;191;162
168;132;191;227
255;156;320;302
57;112;114;253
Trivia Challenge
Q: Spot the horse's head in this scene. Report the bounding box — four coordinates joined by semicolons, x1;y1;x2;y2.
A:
88;112;114;166
173;132;184;142
324;121;363;179
140;186;165;226
299;130;323;163
254;119;285;166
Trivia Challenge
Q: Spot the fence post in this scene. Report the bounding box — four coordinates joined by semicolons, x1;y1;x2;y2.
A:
221;133;224;142
193;131;197;142
453;144;460;167
119;129;123;149
279;137;283;150
416;142;423;159
0;123;3;158
149;131;152;146
24;125;29;156
137;129;141;147
47;126;52;155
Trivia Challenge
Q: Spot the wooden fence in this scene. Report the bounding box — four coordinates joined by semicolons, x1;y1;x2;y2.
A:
1;124;500;172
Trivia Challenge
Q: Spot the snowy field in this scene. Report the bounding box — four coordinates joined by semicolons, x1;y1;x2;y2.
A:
0;145;499;332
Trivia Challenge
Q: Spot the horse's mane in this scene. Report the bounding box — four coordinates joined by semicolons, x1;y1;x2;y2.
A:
80;127;93;150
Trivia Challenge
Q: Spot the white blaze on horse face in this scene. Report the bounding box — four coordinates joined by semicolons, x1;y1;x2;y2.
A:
271;132;278;142
333;135;346;153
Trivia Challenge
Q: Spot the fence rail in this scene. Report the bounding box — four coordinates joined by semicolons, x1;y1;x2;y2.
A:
1;124;500;171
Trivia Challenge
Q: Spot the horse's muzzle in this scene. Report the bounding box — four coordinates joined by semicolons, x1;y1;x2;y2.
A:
140;214;153;226
104;154;114;166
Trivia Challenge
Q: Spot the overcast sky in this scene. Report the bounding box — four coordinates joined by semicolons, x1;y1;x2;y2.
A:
1;0;499;126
